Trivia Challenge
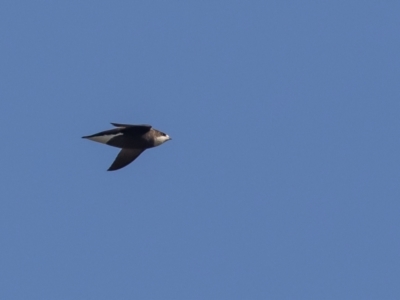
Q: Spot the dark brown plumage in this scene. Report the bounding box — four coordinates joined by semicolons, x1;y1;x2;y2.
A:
82;123;171;171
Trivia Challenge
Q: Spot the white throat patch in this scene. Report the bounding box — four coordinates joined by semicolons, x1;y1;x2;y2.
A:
154;135;170;146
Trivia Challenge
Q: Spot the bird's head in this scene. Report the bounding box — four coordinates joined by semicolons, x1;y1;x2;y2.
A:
154;131;172;146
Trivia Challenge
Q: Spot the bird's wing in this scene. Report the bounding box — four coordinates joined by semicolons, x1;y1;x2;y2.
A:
110;123;152;135
107;148;145;171
82;127;123;139
111;123;151;129
82;125;151;140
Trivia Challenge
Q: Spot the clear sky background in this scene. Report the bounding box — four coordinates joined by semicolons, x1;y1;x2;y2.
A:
1;1;399;299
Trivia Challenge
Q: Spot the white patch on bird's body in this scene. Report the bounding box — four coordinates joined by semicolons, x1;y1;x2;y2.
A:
154;135;171;147
88;133;123;144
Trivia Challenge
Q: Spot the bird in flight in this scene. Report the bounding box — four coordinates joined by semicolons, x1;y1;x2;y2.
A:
82;123;171;171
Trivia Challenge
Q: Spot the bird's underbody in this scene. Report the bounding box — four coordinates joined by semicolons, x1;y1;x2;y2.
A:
82;123;171;171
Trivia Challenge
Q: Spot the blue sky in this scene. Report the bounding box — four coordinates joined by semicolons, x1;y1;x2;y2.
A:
1;1;399;299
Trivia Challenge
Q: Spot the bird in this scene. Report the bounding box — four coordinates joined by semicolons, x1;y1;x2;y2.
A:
82;123;171;171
